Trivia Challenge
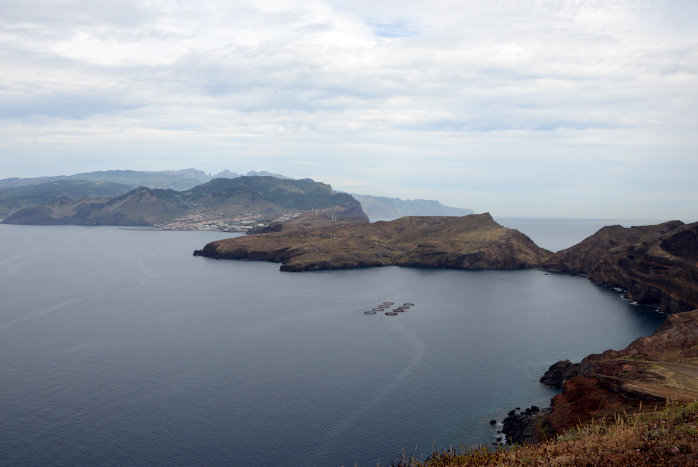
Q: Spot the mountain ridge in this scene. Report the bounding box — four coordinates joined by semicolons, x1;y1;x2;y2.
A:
0;169;472;221
2;176;368;227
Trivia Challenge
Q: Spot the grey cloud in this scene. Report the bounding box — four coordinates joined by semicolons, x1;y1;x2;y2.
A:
0;0;157;27
1;0;697;219
0;91;140;119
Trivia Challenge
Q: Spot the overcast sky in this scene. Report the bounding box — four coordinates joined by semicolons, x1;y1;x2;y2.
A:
1;0;697;219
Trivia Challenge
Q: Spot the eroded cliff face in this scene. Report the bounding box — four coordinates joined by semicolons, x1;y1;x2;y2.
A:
540;310;698;435
544;221;698;314
193;213;551;272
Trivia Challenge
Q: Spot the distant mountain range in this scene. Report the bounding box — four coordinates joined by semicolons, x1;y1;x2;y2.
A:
0;180;134;219
350;194;473;218
0;169;290;191
0;169;472;224
2;176;366;227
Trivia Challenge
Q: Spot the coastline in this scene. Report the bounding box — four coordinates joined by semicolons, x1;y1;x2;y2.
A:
193;214;698;451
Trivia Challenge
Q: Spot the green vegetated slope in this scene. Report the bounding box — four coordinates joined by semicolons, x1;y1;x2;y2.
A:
2;176;367;226
0;180;134;219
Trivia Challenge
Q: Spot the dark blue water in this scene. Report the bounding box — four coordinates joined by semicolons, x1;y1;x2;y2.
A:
0;224;665;466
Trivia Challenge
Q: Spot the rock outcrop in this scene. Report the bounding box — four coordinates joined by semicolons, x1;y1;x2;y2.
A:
540;309;698;434
543;221;698;314
193;213;551;272
502;406;549;444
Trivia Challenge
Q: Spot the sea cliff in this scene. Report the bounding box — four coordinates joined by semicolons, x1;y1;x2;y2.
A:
500;220;698;446
543;220;698;314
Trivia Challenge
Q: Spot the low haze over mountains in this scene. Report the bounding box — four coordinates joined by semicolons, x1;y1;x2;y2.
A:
0;169;290;191
0;169;471;223
2;176;366;228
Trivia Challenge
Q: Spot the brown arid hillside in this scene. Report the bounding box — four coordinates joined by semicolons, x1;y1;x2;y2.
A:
538;310;698;434
543;221;698;314
194;213;551;271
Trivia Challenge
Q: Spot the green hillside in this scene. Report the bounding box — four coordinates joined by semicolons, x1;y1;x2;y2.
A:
2;176;367;227
0;180;133;219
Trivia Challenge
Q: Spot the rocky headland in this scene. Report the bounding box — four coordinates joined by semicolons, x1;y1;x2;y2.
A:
498;220;698;445
499;309;698;446
543;220;698;314
193;213;551;271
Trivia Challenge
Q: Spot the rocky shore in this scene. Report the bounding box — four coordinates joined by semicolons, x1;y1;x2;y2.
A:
501;309;698;444
494;220;698;444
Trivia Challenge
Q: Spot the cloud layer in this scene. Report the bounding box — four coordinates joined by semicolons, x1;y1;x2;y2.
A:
1;0;697;218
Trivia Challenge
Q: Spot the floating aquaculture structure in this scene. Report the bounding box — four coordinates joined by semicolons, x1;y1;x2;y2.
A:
362;301;416;317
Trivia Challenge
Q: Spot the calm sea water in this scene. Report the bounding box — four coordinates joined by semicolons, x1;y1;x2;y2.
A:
495;217;665;252
0;223;665;466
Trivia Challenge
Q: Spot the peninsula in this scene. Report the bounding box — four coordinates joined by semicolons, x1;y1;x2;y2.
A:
193;213;551;271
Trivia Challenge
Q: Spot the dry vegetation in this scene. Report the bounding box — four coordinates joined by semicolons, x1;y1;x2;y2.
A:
386;401;698;467
196;213;551;271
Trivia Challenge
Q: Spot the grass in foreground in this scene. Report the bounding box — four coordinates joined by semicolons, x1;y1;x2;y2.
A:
390;401;698;466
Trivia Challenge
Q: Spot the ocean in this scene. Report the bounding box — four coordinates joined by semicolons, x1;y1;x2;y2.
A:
0;220;666;465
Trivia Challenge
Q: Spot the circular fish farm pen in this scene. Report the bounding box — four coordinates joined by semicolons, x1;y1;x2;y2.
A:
364;301;416;317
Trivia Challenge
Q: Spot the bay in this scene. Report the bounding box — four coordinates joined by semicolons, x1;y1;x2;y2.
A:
0;224;665;466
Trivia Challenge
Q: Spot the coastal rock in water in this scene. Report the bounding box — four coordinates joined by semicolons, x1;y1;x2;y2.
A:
502;406;547;444
540;359;580;388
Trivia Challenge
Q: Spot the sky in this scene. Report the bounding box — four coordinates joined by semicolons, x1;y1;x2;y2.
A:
1;0;697;220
